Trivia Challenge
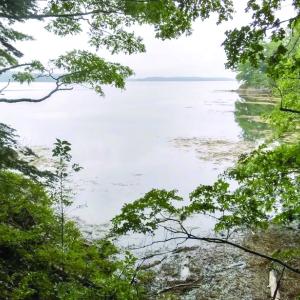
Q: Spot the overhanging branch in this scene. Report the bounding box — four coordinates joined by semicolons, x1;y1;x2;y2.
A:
0;83;73;103
280;107;300;114
0;63;36;75
128;219;300;275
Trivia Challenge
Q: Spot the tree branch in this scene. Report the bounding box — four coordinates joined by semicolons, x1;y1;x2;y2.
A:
132;219;300;275
128;236;189;251
0;63;35;75
280;107;300;114
265;16;299;31
0;79;10;94
0;9;117;20
0;83;73;103
176;227;300;275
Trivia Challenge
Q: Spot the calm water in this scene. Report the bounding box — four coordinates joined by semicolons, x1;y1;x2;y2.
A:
0;81;270;224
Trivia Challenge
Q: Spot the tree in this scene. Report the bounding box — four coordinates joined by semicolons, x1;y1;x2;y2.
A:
0;170;151;299
50;139;82;254
111;20;300;287
1;0;300;297
0;0;298;103
236;59;273;89
0;122;52;178
0;125;154;299
235;21;300;134
111;143;300;275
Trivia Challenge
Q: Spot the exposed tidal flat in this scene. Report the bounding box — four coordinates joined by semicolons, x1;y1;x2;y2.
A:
0;80;282;298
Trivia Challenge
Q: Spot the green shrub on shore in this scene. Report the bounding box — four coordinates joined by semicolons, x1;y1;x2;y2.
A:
0;123;149;300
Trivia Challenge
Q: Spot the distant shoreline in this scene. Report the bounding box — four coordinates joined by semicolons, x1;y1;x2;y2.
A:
129;77;235;82
0;74;236;83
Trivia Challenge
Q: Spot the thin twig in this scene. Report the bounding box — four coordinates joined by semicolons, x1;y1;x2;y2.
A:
0;79;10;94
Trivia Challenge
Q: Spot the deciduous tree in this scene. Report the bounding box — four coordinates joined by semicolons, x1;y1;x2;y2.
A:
0;0;298;103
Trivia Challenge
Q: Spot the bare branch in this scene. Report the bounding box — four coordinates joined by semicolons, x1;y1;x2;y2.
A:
0;82;73;103
128;236;189;251
0;63;35;75
280;107;300;114
0;79;10;94
159;280;200;294
178;227;300;275
138;220;300;275
265;16;299;31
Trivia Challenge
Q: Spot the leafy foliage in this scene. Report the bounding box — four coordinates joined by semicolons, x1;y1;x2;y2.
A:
223;1;299;69
236;59;273;89
0;0;236;101
113;189;182;235
0;125;150;299
54;50;133;95
110;19;300;282
191;143;300;231
0;170;146;299
0;122;51;179
1;1;297;102
112;142;300;236
235;20;300;136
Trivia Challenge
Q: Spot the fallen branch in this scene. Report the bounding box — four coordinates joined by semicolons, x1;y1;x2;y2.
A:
159;279;201;294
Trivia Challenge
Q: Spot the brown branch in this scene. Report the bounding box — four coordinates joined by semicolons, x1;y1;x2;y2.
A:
0;37;23;58
159;280;201;294
175;227;300;275
208;237;300;274
0;63;35;75
265;16;299;31
133;220;300;275
0;83;73;103
280;107;300;114
128;236;189;251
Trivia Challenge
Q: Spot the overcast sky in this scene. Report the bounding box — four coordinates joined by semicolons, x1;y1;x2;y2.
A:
15;1;295;79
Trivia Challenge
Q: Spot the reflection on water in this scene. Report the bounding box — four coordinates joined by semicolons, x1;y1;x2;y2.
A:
234;95;275;141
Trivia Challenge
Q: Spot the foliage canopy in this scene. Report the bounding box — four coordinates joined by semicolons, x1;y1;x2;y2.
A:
0;0;299;102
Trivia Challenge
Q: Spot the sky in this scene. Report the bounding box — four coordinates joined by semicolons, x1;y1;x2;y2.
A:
14;1;296;79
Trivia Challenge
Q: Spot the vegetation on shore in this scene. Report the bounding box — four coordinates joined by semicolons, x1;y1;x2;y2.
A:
112;15;300;299
0;126;152;299
0;0;300;299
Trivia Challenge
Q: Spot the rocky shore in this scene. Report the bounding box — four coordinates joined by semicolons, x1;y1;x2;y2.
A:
140;228;300;299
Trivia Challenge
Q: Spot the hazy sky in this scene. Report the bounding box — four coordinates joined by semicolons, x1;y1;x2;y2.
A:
14;1;295;78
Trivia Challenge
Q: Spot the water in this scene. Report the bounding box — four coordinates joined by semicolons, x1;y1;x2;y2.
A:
0;81;270;225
